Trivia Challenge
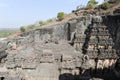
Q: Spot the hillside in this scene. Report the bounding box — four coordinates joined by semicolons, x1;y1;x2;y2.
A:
99;1;120;15
23;0;120;30
0;0;120;80
1;0;120;39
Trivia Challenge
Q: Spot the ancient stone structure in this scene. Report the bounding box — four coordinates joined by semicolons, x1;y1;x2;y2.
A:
0;15;120;80
82;16;118;79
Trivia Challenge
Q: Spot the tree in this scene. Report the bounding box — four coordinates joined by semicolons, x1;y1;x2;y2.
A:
57;12;64;21
87;3;94;9
39;20;46;26
87;0;98;9
100;2;110;10
20;26;25;32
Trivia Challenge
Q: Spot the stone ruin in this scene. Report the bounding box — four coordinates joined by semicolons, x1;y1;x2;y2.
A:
0;15;120;80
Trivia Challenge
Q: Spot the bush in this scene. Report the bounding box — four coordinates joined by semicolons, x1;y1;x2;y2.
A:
38;19;53;27
39;21;46;26
72;10;76;13
101;2;110;10
87;3;94;9
20;27;25;32
87;0;98;9
27;25;35;30
57;12;64;21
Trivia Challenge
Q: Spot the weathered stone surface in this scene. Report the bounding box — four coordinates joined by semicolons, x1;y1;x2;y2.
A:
0;41;8;51
90;78;104;80
40;53;55;63
4;76;22;80
0;41;8;60
0;66;8;78
92;16;103;23
0;15;119;80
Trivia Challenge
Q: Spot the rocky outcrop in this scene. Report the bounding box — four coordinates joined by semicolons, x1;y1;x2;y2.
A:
0;41;8;60
0;15;120;80
103;15;120;52
4;41;84;80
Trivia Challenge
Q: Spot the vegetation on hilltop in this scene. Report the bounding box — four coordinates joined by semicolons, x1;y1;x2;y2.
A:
26;25;35;31
20;26;26;32
1;0;119;38
57;12;65;21
100;2;110;10
39;21;46;26
87;0;98;9
18;0;120;33
39;19;53;26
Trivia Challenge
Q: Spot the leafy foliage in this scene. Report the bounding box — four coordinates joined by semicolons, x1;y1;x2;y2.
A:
57;12;65;21
20;26;25;32
87;3;94;9
39;21;46;26
87;0;98;9
26;25;35;30
100;2;110;10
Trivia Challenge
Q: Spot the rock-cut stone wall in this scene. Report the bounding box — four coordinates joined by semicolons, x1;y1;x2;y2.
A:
0;15;120;80
103;15;120;54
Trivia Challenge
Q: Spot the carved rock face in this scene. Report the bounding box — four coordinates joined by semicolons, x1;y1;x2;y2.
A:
0;41;7;51
0;41;8;60
0;16;120;80
115;59;120;69
92;16;103;23
113;8;120;14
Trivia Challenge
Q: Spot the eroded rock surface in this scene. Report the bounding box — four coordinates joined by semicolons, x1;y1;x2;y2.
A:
0;15;120;80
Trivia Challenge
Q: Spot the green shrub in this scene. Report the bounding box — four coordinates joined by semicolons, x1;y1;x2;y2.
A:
101;2;110;10
87;3;94;9
57;12;64;21
87;0;98;9
72;10;76;13
27;25;35;30
20;26;25;32
39;21;46;26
